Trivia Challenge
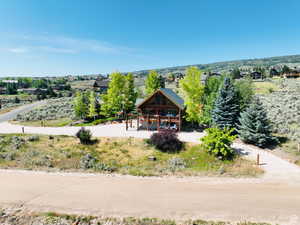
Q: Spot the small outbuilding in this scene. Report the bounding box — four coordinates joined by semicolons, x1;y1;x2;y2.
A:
136;88;185;131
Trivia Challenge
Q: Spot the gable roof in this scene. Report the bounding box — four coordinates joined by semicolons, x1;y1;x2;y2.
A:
137;88;185;110
94;79;109;87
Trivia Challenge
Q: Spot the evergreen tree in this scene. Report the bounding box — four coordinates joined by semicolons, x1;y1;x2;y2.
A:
123;73;137;113
179;67;205;124
101;72;126;117
74;92;88;119
88;91;98;120
238;98;277;148
212;77;240;129
145;70;161;96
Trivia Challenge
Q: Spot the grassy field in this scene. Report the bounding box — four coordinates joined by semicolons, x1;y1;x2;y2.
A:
0;209;273;225
253;81;279;94
0;134;263;177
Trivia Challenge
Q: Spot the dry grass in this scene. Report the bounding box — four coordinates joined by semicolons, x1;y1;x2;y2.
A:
254;81;279;94
0;106;18;115
0;134;263;177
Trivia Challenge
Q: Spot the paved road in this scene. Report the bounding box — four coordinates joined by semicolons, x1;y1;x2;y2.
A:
1;170;300;224
0;100;47;122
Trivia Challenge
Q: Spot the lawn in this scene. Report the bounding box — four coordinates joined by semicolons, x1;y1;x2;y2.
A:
0;134;263;177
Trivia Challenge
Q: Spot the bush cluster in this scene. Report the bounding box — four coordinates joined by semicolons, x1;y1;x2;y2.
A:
15;97;75;121
201;127;236;160
149;131;183;152
258;82;300;142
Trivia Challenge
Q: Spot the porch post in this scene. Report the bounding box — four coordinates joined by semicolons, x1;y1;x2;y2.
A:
179;110;181;132
137;114;139;131
147;114;149;131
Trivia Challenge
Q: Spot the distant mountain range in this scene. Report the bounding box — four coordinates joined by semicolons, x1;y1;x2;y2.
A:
131;54;300;77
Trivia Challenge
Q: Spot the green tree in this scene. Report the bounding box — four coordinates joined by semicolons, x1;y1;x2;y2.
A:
234;77;254;111
123;73;137;113
74;92;88;119
179;67;205;124
231;68;241;79
88;91;98;120
212;77;240;129
101;72;126;117
282;65;290;74
201;76;223;125
145;70;161;96
238;98;277;148
201;127;236;160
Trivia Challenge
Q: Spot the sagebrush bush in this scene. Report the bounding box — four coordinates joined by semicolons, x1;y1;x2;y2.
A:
149;131;183;152
201;127;236;160
15;97;75;121
76;127;92;144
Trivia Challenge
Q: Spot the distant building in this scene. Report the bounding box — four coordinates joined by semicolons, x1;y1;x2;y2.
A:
17;88;47;95
283;67;300;78
93;79;109;93
0;87;7;94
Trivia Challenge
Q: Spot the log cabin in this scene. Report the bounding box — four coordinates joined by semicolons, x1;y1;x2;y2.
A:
136;88;185;131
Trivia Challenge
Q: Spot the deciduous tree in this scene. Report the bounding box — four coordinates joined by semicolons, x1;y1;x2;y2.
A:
145;70;161;96
179;67;205;124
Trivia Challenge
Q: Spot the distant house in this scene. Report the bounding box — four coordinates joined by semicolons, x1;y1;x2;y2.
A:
17;88;47;95
136;88;185;131
250;71;263;80
0;87;7;94
283;67;300;78
269;68;280;77
93;79;109;93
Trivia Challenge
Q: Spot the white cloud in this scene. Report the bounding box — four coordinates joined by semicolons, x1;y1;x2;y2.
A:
19;34;132;55
8;47;28;54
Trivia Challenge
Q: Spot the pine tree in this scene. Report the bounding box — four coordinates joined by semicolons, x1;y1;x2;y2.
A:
88;91;98;120
179;67;205;124
123;73;137;113
212;77;240;129
101;72;126;117
145;70;161;96
238;98;277;148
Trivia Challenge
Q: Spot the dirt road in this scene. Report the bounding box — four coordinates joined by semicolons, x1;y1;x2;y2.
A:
1;170;300;225
0;100;47;122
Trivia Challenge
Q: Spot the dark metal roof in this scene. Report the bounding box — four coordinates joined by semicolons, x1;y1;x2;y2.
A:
94;79;109;87
137;88;185;110
159;88;185;110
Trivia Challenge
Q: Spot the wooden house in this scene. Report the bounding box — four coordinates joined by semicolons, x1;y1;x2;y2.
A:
136;88;185;131
93;79;109;93
283;67;300;78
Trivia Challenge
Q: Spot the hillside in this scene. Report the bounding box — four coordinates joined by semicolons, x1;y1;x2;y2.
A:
131;54;300;77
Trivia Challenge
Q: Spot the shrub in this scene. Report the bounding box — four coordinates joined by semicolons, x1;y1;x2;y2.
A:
201;127;236;160
80;153;97;169
149;131;183;152
168;157;186;171
76;127;92;144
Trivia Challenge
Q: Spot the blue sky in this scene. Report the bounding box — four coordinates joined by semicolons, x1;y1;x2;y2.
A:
0;0;299;76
